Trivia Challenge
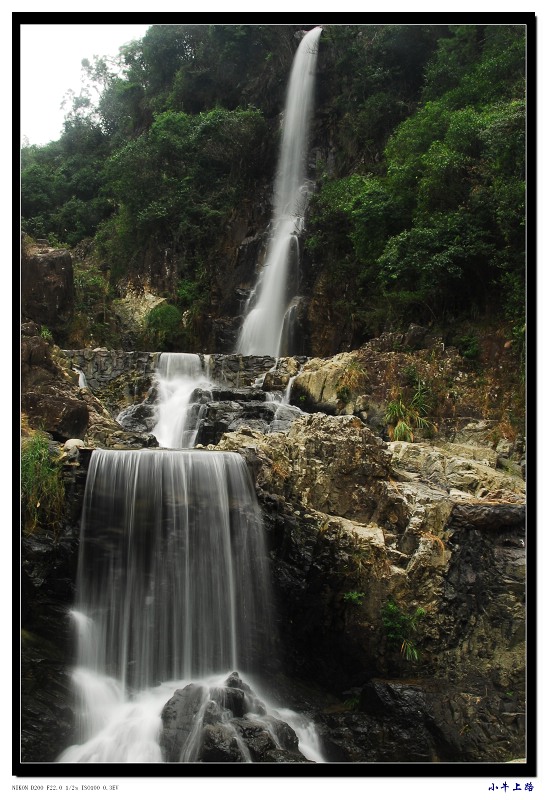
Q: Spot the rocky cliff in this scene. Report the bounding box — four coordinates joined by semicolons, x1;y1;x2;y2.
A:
20;333;526;763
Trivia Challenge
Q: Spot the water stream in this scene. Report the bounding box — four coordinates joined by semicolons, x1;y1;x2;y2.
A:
58;27;325;763
58;410;322;763
237;26;322;357
151;352;212;448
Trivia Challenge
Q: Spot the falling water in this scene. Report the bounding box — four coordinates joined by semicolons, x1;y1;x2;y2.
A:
237;26;322;357
73;366;87;388
151;352;212;448
58;448;285;762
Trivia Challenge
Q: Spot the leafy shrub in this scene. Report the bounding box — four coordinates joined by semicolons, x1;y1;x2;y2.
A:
145;303;183;349
343;591;366;606
384;379;436;442
177;278;201;309
381;598;426;661
21;431;65;534
73;265;108;312
455;334;480;360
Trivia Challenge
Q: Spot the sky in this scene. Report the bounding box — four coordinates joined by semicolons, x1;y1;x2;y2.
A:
20;24;152;145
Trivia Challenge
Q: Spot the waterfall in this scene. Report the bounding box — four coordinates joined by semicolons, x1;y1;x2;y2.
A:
58;448;283;762
151;352;212;448
236;26;322;358
73;366;87;388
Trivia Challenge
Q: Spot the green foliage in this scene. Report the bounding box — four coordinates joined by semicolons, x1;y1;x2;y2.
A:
309;175;403;264
375;27;525;325
384;378;436;442
97;107;271;277
320;24;448;172
68;263;118;346
342;696;360;711
40;326;53;343
21;431;65;534
177;278;202;310
20;22;525;351
455;334;480;360
307;24;525;335
73;264;108;311
343;590;366;606
145;303;183;349
381;599;426;661
47;234;70;249
21;122;111;246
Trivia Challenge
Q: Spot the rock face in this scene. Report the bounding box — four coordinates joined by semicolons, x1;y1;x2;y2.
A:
19;338;526;764
63;348;160;421
21;246;75;338
63;350;308;444
214;410;525;762
21;327;156;448
319;677;526;763
21;324;89;441
111;290;167;349
21;446;89;762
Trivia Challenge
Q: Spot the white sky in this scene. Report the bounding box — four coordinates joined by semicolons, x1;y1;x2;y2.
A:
20;24;151;145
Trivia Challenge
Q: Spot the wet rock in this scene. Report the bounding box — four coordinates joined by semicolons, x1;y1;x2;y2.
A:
21;628;75;762
318;679;525;762
160;672;309;763
115;398;157;433
200;724;247;762
62;349;159;413
209;354;277;387
160;683;206;762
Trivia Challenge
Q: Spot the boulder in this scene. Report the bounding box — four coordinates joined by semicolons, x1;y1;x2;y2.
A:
160;672;309;763
289;352;361;414
217;413;391;523
160;683;207;762
22;391;89;441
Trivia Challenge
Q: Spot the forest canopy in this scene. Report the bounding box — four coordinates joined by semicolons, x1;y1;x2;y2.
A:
21;23;527;348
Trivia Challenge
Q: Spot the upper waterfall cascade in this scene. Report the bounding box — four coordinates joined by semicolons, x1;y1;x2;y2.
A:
236;26;322;358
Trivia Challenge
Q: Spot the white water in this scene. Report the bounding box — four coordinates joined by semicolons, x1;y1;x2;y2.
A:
58;447;324;763
237;27;322;358
58;672;324;764
151;352;212;448
73;367;87;388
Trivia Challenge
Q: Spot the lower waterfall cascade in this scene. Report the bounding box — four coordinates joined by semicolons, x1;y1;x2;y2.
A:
58;399;324;763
